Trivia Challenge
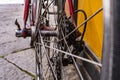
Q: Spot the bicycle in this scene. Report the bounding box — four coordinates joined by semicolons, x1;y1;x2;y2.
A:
15;0;120;80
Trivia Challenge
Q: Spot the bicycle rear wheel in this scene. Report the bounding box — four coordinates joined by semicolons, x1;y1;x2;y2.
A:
34;0;80;79
34;0;96;80
33;0;120;80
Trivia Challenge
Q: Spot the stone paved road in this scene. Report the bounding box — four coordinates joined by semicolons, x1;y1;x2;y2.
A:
0;4;35;80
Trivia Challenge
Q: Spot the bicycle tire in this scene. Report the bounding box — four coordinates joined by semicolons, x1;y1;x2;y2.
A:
101;0;120;80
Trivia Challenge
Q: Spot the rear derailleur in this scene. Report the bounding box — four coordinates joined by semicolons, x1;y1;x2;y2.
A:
59;15;85;66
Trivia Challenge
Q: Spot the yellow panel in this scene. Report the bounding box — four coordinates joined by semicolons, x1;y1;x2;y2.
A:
77;0;103;60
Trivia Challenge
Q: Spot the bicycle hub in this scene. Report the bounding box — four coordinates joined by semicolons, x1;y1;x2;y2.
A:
15;19;32;38
15;29;31;38
15;19;58;38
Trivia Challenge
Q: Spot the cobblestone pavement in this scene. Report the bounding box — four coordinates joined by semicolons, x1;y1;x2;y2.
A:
0;4;35;80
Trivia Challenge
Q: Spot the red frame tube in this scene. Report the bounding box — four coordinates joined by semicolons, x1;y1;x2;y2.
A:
23;0;30;27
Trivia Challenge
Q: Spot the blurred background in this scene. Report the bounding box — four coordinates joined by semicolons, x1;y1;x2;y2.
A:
0;0;24;4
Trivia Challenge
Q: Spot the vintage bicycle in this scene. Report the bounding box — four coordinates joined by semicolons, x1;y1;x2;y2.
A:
15;0;120;80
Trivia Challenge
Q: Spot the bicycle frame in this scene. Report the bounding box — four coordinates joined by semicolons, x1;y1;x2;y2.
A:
24;0;30;27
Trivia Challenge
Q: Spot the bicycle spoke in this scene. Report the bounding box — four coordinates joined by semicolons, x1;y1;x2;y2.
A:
36;43;102;67
60;27;84;80
39;31;57;79
42;0;54;16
